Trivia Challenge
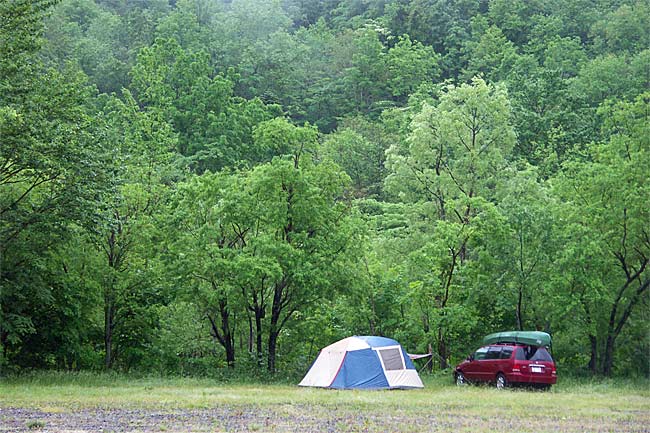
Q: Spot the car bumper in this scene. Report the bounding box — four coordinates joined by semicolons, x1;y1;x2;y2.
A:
506;372;557;385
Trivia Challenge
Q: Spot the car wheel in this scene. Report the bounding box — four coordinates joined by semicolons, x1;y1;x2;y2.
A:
495;373;506;390
455;372;466;386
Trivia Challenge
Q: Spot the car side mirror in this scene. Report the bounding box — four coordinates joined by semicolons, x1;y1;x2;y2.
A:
467;354;474;361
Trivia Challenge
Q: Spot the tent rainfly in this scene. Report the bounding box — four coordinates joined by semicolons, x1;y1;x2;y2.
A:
298;336;424;389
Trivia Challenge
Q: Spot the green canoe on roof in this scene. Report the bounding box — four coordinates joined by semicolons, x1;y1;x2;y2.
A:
482;331;552;347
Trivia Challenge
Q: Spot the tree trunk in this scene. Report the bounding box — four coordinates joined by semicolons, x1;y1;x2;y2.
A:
224;340;235;367
268;279;289;374
206;297;236;368
104;299;114;369
437;329;448;370
104;225;122;370
588;334;598;374
220;300;235;368
516;285;524;331
601;274;649;376
268;329;278;374
581;293;598;374
255;307;263;367
603;335;615;376
246;316;252;353
268;288;282;374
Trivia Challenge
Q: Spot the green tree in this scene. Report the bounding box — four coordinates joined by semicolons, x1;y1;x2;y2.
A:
283;0;339;28
384;78;516;367
0;0;111;370
171;119;364;373
43;0;130;93
384;34;441;99
169;172;246;367
383;0;480;78
93;92;176;369
590;1;650;54
237;30;311;116
342;25;389;114
155;0;215;54
505;55;573;166
552;93;649;375
569;50;650;109
214;0;292;67
462;24;519;82
492;166;556;331
130;38;279;171
320;129;380;197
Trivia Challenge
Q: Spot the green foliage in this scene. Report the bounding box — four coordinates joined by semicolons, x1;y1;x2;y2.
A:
463;24;519;82
150;301;218;375
320;128;381;196
590;1;650;54
42;0;127;93
0;0;113;369
550;93;649;375
385;35;441;98
168;121;364;372
2;0;648;379
26;419;46;430
130;37;280;171
383;78;518;367
386;77;515;205
382;0;480;78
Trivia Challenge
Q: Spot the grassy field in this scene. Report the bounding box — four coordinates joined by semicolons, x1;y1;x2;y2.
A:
1;373;649;432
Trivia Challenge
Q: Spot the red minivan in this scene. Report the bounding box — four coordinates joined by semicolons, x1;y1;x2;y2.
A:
454;344;557;389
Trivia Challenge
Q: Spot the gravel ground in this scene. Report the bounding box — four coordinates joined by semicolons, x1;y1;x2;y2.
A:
2;405;649;433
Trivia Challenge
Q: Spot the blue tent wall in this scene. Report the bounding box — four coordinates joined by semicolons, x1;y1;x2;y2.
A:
329;349;390;389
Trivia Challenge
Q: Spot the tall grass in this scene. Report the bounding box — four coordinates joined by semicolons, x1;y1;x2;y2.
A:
3;369;649;391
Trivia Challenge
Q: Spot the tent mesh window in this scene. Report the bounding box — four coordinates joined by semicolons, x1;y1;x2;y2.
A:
378;348;405;370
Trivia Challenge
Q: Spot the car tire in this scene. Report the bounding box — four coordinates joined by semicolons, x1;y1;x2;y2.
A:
495;373;506;390
455;372;466;386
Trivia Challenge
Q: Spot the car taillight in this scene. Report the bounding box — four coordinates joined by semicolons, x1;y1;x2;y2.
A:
512;362;521;372
552;370;557;375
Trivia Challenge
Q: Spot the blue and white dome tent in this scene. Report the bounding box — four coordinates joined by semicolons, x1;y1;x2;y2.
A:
298;336;424;389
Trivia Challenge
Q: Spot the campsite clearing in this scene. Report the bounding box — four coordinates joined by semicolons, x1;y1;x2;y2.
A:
1;375;648;432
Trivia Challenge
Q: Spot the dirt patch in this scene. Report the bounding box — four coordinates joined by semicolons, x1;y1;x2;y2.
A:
1;405;648;432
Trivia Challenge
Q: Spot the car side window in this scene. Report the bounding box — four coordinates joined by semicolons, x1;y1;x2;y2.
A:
500;348;513;359
474;347;488;360
486;346;502;360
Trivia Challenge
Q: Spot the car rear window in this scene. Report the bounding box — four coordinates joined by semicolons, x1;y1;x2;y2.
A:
515;346;554;361
529;347;553;362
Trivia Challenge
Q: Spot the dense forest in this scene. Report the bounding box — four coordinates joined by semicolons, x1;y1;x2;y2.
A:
0;0;648;379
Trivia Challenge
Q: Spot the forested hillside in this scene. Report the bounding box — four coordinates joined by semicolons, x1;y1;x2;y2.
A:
1;0;648;378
